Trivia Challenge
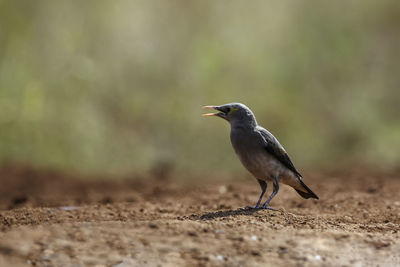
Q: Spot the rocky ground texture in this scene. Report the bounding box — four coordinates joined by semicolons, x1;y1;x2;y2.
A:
0;165;399;266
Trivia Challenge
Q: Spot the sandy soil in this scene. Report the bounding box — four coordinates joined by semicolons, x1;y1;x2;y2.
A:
0;164;399;266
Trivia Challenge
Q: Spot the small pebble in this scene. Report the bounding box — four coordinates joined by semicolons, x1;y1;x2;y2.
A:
218;186;227;194
217;255;223;261
251;250;260;256
279;247;287;253
251;235;258;241
59;206;78;211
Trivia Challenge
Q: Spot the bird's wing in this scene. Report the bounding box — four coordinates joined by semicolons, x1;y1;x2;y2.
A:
256;126;302;177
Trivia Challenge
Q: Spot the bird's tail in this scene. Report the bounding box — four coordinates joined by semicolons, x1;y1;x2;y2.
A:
295;179;319;199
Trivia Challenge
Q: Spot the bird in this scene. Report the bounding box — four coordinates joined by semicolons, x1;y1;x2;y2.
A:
203;103;318;210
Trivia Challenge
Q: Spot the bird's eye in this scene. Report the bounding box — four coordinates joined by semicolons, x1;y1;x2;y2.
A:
226;107;231;113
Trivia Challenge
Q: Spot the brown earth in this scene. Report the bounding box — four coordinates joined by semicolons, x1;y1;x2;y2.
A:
0;164;399;266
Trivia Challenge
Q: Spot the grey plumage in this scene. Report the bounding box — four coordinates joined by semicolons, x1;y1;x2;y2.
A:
203;103;318;209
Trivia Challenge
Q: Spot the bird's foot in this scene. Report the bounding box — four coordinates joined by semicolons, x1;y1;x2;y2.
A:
244;205;259;210
243;205;276;211
260;204;276;211
260;206;276;211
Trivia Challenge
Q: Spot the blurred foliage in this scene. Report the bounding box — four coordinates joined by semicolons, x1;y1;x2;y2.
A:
0;0;399;175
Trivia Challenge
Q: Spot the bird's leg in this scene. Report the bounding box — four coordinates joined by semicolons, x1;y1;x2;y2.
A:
246;179;267;209
255;180;267;207
261;178;279;210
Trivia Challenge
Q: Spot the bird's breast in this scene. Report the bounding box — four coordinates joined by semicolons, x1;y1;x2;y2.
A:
230;128;292;181
230;130;277;179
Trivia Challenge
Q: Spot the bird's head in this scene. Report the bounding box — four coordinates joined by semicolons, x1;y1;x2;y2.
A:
202;103;257;127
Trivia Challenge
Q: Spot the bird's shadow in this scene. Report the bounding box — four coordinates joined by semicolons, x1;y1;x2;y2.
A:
188;207;267;221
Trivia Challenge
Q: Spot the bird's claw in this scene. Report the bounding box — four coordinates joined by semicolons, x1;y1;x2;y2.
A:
244;205;258;210
260;205;276;211
243;205;276;211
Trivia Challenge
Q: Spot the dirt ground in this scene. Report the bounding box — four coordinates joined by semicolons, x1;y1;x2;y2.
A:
0;164;399;267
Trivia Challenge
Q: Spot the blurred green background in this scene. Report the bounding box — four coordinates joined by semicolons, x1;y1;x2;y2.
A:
0;0;399;177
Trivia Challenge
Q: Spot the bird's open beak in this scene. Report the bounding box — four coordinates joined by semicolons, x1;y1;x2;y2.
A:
202;106;218;116
202;105;227;120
